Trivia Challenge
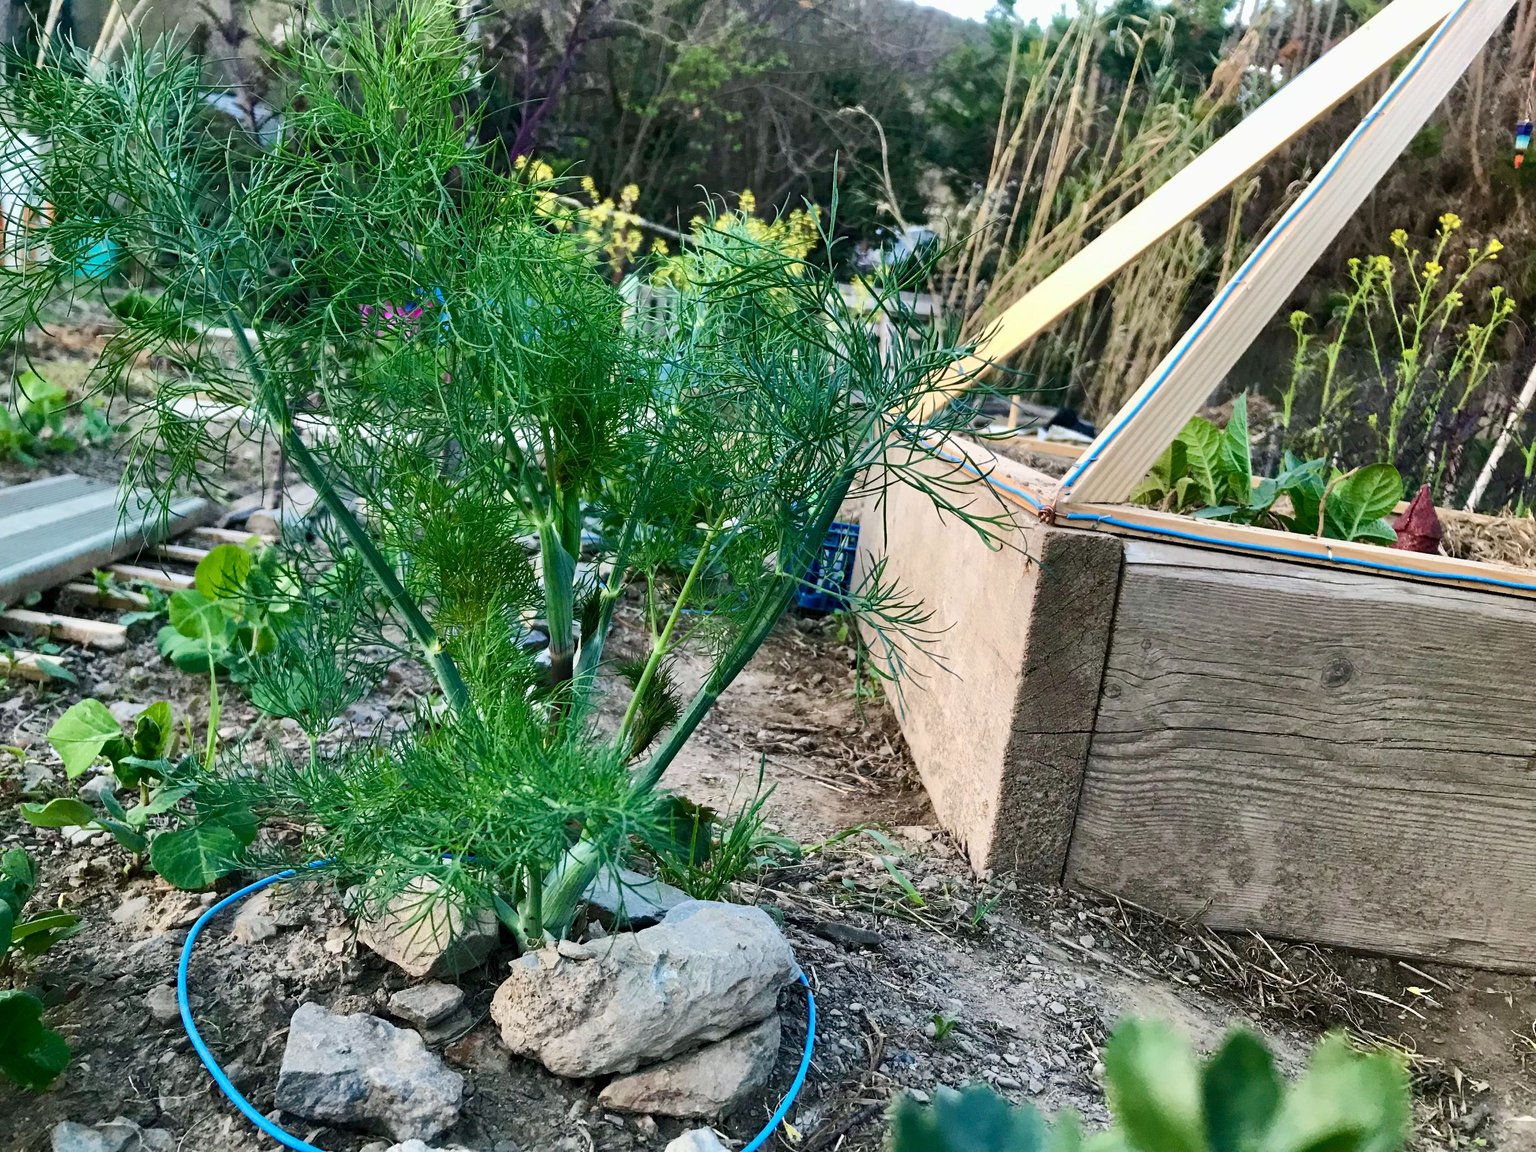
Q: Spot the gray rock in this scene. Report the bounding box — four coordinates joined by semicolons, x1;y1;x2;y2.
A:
144;985;180;1024
78;773;119;807
382;1143;478;1152
600;1013;781;1118
584;867;689;928
388;983;465;1029
231;892;279;945
356;878;500;979
107;701;151;723
51;1122;126;1152
20;762;53;793
50;1118;169;1152
490;900;797;1077
275;1002;464;1141
664;1131;730;1152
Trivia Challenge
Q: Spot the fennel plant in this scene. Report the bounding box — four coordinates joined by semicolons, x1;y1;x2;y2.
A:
0;2;1001;946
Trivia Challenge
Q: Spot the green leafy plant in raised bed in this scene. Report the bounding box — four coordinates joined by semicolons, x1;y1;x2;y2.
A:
1;370;112;466
1131;396;1404;545
888;1020;1410;1152
0;849;78;1090
20;699;253;890
0;1;999;948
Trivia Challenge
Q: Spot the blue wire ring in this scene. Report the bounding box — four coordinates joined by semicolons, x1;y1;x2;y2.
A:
178;865;817;1152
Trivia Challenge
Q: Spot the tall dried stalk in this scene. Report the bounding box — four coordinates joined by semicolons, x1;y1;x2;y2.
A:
934;3;1253;421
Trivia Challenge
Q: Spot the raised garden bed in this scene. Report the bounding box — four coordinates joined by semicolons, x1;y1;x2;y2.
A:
861;438;1536;971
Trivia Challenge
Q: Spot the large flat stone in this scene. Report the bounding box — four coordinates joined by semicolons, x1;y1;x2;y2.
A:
490;901;797;1077
600;1013;781;1118
275;1003;464;1141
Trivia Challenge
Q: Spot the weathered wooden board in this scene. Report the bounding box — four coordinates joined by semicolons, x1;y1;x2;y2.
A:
0;474;215;604
854;457;1123;878
994;528;1123;882
1067;539;1536;970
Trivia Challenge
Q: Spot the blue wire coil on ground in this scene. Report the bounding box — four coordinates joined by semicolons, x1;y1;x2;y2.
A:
178;865;818;1152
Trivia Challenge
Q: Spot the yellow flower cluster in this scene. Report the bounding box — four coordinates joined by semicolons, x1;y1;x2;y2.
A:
684;191;821;263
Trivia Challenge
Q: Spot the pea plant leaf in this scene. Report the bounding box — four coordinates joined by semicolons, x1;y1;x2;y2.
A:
0;989;70;1091
1203;1030;1282;1152
18;796;98;829
1102;1018;1205;1152
193;544;255;605
45;699;121;779
149;824;242;891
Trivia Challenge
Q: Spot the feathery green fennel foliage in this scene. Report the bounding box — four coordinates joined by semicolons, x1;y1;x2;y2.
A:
0;1;1002;946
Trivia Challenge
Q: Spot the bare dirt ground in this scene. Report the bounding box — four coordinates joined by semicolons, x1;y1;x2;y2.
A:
2;314;1535;1152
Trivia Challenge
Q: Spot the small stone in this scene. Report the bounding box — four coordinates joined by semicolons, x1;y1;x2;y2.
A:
1047;1001;1067;1016
491;901;797;1078
664;1131;729;1152
21;762;54;793
144;985;180;1023
63;824;95;846
232;892;279;944
895;825;934;843
108;701;151;723
809;921;882;950
389;983;466;1029
600;1014;781;1119
79;773;119;807
381;1143;478;1152
112;894;151;927
356;877;500;979
1078;934;1096;949
635;1116;659;1139
275;1002;463;1141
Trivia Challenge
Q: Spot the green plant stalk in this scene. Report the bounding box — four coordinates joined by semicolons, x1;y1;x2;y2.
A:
518;861;545;946
203;665;219;771
537;478;851;939
615;519;721;751
632;473;854;797
221;320;472;715
537;514;578;689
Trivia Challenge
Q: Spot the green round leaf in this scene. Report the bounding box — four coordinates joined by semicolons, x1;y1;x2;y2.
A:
193;544;255;602
46;699;121;779
0;989;70;1091
19;797;98;829
149;824;242;891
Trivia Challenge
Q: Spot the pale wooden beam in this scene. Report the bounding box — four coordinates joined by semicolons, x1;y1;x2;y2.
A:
0;608;128;651
105;563;195;592
920;0;1459;418
1060;0;1515;506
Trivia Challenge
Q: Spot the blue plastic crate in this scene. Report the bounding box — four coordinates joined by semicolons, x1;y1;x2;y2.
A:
796;521;860;613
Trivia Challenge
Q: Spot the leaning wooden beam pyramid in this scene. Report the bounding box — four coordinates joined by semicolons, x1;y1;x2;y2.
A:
924;0;1533;597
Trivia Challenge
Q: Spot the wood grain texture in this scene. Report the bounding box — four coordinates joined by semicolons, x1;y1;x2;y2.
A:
853;456;1118;876
0;608;127;650
104;564;194;592
993;529;1123;882
1067;540;1536;969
